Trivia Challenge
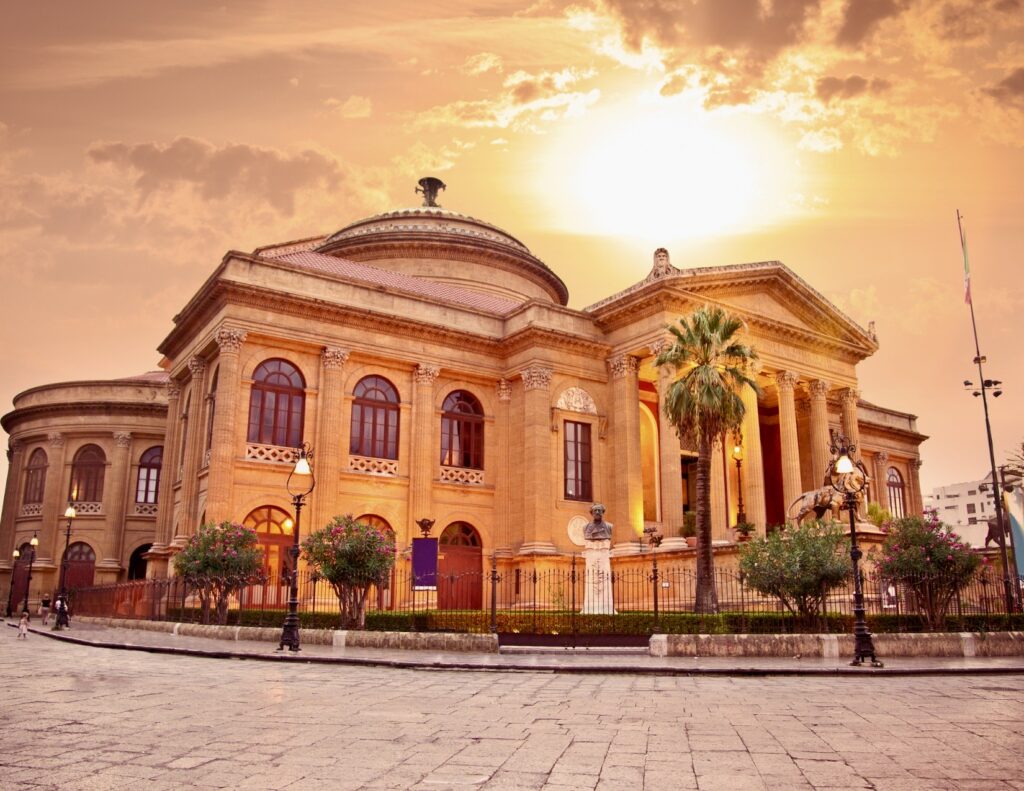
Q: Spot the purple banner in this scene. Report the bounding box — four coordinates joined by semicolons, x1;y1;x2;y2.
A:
411;537;438;589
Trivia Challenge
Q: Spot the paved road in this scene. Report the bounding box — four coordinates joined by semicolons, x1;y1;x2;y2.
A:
1;627;1022;790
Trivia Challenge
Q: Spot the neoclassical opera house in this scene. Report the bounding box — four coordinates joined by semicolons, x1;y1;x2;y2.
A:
1;180;925;607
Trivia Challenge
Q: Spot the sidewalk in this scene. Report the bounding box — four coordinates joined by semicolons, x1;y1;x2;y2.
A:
9;619;1024;676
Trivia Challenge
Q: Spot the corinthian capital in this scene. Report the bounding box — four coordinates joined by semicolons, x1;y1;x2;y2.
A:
321;346;350;369
520;365;553;391
775;370;798;390
607;354;639;379
188;356;205;377
165;381;182;400
497;379;512;402
807;379;830;399
839;387;861;406
114;432;132;449
48;432;65;448
648;339;671;358
876;451;890;465
414;364;440;385
214;326;247;354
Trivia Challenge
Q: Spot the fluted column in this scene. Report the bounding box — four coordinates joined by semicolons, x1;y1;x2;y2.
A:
739;377;767;535
609;354;643;548
204;328;247;525
176;357;207;542
909;458;924;516
839;388;861;452
148;384;180;577
1;441;25;572
519;365;555;553
710;439;728;540
40;432;68;564
653;346;684;538
807;379;831;488
494;379;513;554
101;431;133;573
314;347;349;530
873;451;890;508
776;371;802;519
409;364;439;538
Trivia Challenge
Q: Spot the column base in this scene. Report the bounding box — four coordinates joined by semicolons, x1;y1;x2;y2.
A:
516;542;558;556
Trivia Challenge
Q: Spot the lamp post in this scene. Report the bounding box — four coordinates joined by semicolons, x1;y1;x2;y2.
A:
6;548;19;617
826;432;882;667
55;504;76;629
22;533;40;615
732;439;746;525
278;443;315;652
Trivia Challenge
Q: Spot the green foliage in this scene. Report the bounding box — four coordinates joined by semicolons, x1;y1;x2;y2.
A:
172;521;265;624
735;521;755;537
876;511;981;630
302;515;396;629
867;502;892;527
681;512;697;538
738;521;850;618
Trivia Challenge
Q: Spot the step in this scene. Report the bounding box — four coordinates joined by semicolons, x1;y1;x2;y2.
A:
499;645;650;655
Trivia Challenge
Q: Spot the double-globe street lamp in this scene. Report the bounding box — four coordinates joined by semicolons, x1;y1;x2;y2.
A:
278;443;315;652
732;439;746;526
12;532;40;616
55;504;76;629
826;432;883;668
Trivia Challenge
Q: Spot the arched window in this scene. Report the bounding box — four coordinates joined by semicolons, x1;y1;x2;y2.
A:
356;514;395;539
247;359;306;447
23;448;47;505
441;390;484;469
350;376;400;459
69;445;106;503
243;505;294;581
440;521;482;547
887;467;906;519
136;446;163;504
205;367;219;452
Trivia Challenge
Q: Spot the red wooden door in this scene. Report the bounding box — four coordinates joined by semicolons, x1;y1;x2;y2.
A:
9;562;30;613
438;522;482;610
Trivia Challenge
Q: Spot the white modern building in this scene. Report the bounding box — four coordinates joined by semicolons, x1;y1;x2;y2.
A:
927;472;998;547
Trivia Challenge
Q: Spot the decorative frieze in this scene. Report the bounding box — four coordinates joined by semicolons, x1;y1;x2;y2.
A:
214;327;247;354
321;346;350;368
349;456;399;476
520;365;553;391
497;378;512;402
607;355;639;379
48;432;65;448
414;364;440;384
555;387;598;415
245;443;299;464
440;466;485;485
114;432;132;448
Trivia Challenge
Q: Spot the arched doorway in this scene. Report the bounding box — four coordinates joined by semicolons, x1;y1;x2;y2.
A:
127;544;152;580
243;505;293;607
356;514;397;610
9;544;32;615
64;542;96;590
438;521;482;610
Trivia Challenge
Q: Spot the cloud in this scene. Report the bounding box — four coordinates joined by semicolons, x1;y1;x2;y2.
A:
984;67;1024;108
322;95;373;119
87;136;347;214
815;75;892;102
798;128;843;152
835;0;907;46
461;52;504;75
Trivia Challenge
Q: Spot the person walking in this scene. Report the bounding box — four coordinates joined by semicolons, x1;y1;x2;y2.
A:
40;594;51;625
17;610;30;639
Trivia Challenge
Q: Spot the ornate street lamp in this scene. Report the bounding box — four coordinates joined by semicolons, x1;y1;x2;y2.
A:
55;504;76;629
732;439;746;525
6;548;20;617
826;432;882;667
278;443;315;652
21;533;40;615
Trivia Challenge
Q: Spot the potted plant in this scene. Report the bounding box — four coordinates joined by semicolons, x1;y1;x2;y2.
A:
681;512;697;547
734;521;755;542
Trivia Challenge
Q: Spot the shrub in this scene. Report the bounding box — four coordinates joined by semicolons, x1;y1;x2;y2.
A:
173;522;265;624
738;520;849;619
302;515;396;629
867;502;892;528
681;512;697;538
875;511;981;630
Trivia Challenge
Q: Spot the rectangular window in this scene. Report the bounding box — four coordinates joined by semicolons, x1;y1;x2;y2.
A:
564;421;592;501
967;503;976;514
968;490;977;495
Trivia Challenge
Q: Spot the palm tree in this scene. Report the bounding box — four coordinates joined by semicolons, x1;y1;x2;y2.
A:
655;305;759;613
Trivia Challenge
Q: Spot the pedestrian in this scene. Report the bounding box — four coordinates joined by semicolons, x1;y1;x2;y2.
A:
40;594;51;625
17;610;29;639
54;596;70;629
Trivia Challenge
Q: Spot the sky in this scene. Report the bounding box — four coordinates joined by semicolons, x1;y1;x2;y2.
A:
1;0;1022;495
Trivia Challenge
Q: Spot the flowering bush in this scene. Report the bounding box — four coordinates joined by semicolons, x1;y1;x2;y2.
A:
876;510;981;630
173;521;265;624
738;520;849;619
302;515;396;629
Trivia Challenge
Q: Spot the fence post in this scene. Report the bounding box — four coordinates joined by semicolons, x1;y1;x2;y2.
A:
489;555;498;634
651;550;660;633
570;554;577;647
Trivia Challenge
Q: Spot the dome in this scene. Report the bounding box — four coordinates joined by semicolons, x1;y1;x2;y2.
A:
314;180;569;306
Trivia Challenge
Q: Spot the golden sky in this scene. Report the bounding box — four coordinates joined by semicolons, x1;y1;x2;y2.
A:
2;0;1023;494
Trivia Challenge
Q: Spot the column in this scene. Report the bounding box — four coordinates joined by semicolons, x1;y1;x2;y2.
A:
204;328;247;525
739;377;767;535
839;388;861;452
710;439;728;540
519;365;555;553
807;379;831;488
98;431;132;580
408;364;439;538
654;351;684;538
313;347;350;530
149;383;180;577
909;458;924;516
608;354;643;548
775;371;803;519
873;451;890;509
0;441;25;575
494;379;513;554
40;432;69;564
176;357;207;543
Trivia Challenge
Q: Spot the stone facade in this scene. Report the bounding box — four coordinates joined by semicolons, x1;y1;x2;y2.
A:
0;192;927;608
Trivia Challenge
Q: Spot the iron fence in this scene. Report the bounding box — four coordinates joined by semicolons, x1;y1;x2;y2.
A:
65;560;1022;636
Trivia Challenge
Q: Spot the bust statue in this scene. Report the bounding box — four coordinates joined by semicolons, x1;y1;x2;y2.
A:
584;503;613;541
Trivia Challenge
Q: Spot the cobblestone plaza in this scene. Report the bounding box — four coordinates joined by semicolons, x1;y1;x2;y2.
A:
2;628;1022;790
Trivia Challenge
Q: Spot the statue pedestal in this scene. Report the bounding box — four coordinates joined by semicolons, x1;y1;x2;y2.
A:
581;539;616;614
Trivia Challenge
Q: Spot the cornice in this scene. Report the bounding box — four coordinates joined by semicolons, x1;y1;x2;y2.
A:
501;325;611;359
2;401;168;433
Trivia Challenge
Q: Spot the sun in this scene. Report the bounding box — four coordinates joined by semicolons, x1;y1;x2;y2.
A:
539;99;802;241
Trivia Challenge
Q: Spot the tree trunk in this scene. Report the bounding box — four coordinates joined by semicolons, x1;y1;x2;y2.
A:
695;436;719;613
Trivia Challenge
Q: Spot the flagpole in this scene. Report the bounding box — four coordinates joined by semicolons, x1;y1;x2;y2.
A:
958;210;1015;613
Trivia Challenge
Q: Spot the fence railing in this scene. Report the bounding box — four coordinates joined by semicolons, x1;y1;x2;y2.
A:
65;562;1023;635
